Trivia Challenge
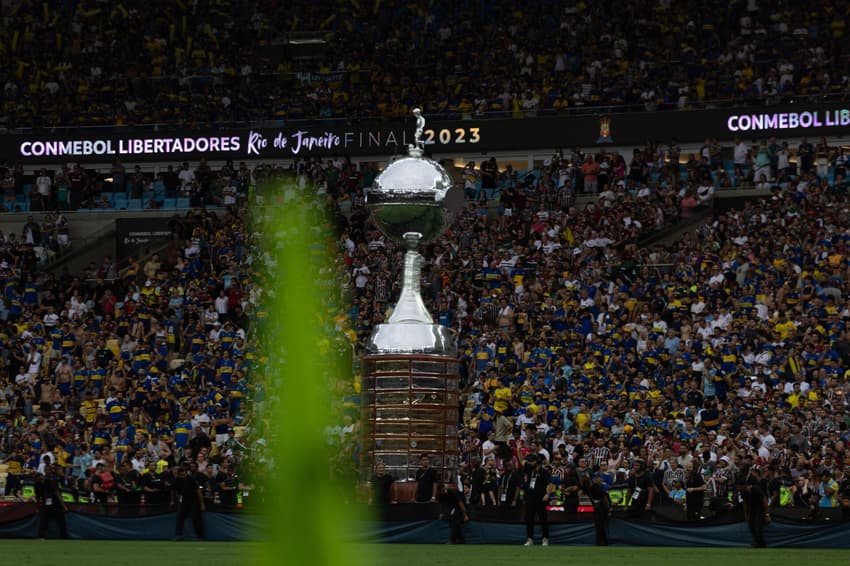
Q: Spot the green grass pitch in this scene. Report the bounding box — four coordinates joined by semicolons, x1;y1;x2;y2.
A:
370;544;850;566
5;542;849;566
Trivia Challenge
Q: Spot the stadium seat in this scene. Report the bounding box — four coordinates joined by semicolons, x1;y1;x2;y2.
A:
128;199;143;210
176;198;191;209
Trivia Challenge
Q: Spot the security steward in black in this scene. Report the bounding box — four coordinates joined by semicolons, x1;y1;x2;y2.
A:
736;466;770;548
522;453;551;545
627;458;656;517
436;483;469;544
171;465;206;541
583;472;611;546
35;464;69;539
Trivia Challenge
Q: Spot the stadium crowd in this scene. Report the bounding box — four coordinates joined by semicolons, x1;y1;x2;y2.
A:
0;196;268;508
3;0;850;128
3;135;850;519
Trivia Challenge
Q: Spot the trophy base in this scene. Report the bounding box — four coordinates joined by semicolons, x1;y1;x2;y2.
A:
361;349;461;485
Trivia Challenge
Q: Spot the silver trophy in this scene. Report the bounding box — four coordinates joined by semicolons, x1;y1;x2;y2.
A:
365;108;462;353
361;109;462;489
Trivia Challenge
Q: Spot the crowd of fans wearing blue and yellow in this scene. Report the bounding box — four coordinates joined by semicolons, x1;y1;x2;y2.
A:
0;199;265;507
3;140;850;519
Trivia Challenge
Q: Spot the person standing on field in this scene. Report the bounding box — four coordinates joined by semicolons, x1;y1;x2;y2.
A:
736;467;770;548
522;453;551;546
172;465;206;541
35;465;69;539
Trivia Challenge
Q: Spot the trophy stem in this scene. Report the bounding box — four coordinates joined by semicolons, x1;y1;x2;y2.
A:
387;232;433;324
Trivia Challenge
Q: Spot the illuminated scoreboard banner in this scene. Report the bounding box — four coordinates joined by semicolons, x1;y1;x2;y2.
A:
726;108;850;132
1;116;597;163
5;102;850;164
7;122;490;164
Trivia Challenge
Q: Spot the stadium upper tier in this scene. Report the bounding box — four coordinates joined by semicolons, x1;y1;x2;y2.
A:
1;0;849;129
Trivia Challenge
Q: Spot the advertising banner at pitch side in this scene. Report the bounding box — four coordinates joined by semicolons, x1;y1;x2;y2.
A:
4;102;850;164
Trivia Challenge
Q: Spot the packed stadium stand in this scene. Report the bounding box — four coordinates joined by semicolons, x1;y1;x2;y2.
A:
1;0;850;535
1;0;850;129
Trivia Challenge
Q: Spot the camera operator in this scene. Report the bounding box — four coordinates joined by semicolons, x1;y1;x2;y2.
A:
522;453;551;546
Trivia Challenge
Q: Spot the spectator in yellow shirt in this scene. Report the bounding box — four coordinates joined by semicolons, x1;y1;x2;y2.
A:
774;313;796;340
575;403;592;436
81;391;99;425
493;379;513;414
